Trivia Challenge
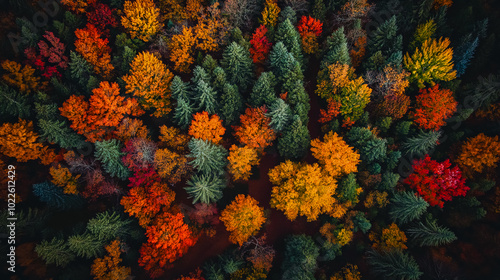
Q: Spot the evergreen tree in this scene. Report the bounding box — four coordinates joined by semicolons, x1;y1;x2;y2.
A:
67;233;104;259
69;51;92;87
32;182;84;210
401;130;441;157
367;250;422;280
352;212;372;233
378;172;400;191
221;42;253;92
250;72;277;107
407;217;457;246
193;80;218;114
312;0;326;22
185;173;226;204
212;66;227;93
282;234;319;280
389;191;429;225
269;42;297;84
119;46;136;74
174;95;195;130
220;83;244;126
38;119;86;149
0;84;31;119
385;151;402;171
337;173;360;204
202;54;218;74
361;138;387;163
86;211;133;242
35;237;75;267
321;27;351;71
279;6;297;24
368;15;402;57
191;65;211;85
454;35;479;77
188;139;228;175
94;139;130;180
267;98;292;132
278;115;310;159
170;76;191;100
274;19;303;65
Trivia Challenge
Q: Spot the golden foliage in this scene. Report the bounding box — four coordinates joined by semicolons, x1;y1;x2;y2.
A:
154;148;190;184
194;3;229;52
74;24;114;78
260;0;280;27
91;240;131;280
364;190;389;208
121;0;163;42
233;107;277;152
114;118;149;142
50;164;81;194
188;111;226;144
0;119;45;162
330;264;362;280
369;223;407;252
456;133;500;178
60;0;88;14
1;60;46;93
159;125;190;152
227;145;260;181
311;131;360;178
169;26;196;73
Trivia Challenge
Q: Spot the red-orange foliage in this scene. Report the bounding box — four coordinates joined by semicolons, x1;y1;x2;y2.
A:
297;16;323;54
456;133;500;178
24;31;68;80
91;240;131;280
250;25;272;64
176;268;205;280
87;2;118;37
74;24;114;78
411;84;457;131
433;0;452;9
188;111;226;144
60;81;143;142
318;99;341;123
349;35;367;68
233;107;277;151
139;211;198;278
0;119;45;162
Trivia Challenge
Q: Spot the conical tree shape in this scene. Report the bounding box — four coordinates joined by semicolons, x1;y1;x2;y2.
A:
250;71;277;107
369;15;402;56
173;95;194;129
193;79;218;115
269;42;297;84
267;98;292;132
86;211;133;242
191;65;211;85
32;181;84;210
220;83;244;126
94;139;130;180
278;115;311;159
389;191;429;225
38;119;86;149
187;138;228;175
67;233;104;259
212;66;227;93
274;19;303;65
367;249;422;280
69;51;92;86
35;237;75;267
221;42;253;92
321;27;351;71
170;76;191;100
0;84;31;118
401;130;441;156
407;217;457;246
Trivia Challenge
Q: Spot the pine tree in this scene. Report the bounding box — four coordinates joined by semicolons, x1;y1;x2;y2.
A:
389;191;429;225
170;76;191;100
269;42;296;84
187;138;228;175
193;80;218;115
454;35;479;77
0;84;31;119
266;98;292;132
406;217;457;246
185;173;226;204
278;6;297;24
221;42;253;92
94;139;130;180
321;27;351;71
368;15;402;57
401;130;441;156
274;19;303;65
277;115;310;159
367;250;422;280
220;83;244;126
38;119;86;149
378;172;400;191
174;95;195;130
250;72;277;107
35;237;75;267
32;181;84;210
67;233;104;259
86;211;132;242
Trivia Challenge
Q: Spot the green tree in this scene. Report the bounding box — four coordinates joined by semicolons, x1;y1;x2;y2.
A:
274;19;303;65
188;138;228;175
282;234;319;280
67;233;104;259
406;217;457;246
220;83;244;126
185;173;226;204
171;76;191;100
367;250;422;280
38;119;86;149
94;139;130;180
389;191;429;225
278;115;310;159
32;181;84;210
191;65;211;85
174;95;195;130
368;15;402;57
35;237;75;267
321;27;350;72
250;72;277;107
69;51;92;87
193;79;218;115
269;42;297;84
337;173;360;204
0;84;31;119
401;130;441;157
86;211;133;242
352;212;372;233
221;42;253;92
202;54;218;74
266;98;292;132
378;172;400;191
212;66;227;93
312;0;326;22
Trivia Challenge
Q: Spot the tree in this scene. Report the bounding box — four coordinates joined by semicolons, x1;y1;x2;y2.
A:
250;25;272;64
454;35;478;77
94;139;130;180
188;112;226;144
241;235;275;272
1;60;45;93
87;212;132;242
406;217;457;246
456;133;500;178
24;31;69;80
0;84;31;119
369;224;408;252
220;83;244;126
366;250;422;280
267;98;292;132
74;24;114;78
69;51;92;86
250;72;276;107
67;233;104;259
403;155;469;208
50;164;80;194
38;119;85;149
281;235;319;280
121;0;162;42
269;161;338;221
194;3;230;52
174;96;195;130
337;0;372;23
121;137;156;171
409;19;436;50
233;107;277;151
192;80;218;115
35;238;75;267
91;240;131;280
154;148;189;184
185;173;226;204
278;115;310;159
401;130;441;157
114;118;149;142
368;15;402;57
169;26;196;73
0;119;45;162
123;51;174;117
411;84;457;131
337;173;362;204
33;181;83;210
269;42;297;85
330;264;361;280
321;27;351;70
221;42;253;92
220;194;266;246
297;16;323;54
404;37;456;88
310;131;360;178
159;125;190;152
260;0;280;27
188;139;228;175
275;19;303;63
227;145;260;181
389;191;429;225
87;2;118;37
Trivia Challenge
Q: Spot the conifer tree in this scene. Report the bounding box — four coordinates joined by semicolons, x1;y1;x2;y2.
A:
277;115;310;159
187;139;228;175
212;66;227;93
0;84;31;119
67;233;104;259
368;15;402;57
401;130;441;156
321;27;351;71
337;173;361;204
220;83;244;126
35;238;75;267
221;42;253;92
173;96;195;130
94;139;130;180
282;235;319;280
269;42;297;84
352;212;372;233
406;217;457;246
185;173;226;204
266;98;292;132
170;76;191;100
193;80;218;115
38;119;86;149
32;181;84;210
367;250;422;280
191;65;211;86
454;35;479;77
274;19;303;64
389;191;429;225
250;72;277;107
86;211;133;242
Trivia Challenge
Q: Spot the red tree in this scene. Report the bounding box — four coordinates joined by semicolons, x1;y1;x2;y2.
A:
86;2;118;37
250;25;272;64
24;31;68;79
297;16;323;37
411;84;457;131
403;155;469;208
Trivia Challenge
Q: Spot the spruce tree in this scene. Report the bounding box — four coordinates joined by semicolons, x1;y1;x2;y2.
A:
38;119;86;149
267;98;292;132
193;80;218;115
174;95;195;129
35;237;75;267
32;182;84;210
367;250;422;280
86;211;132;242
250;72;277;107
185;173;226;204
282;235;319;280
188;139;228;175
337;173;360;204
321;27;351;71
352;212;372;233
0;84;31;119
69;51;92;87
279;6;297;24
191;65;211;85
212;66;227;93
119;46;136;74
278;115;310;159
202;54;218;74
407;217;457;246
401;130;441;157
389;191;429;225
269;42;296;84
312;0;326;22
368;15;402;57
170;76;191;100
220;83;244;126
221;42;253;92
94;139;130;180
274;19;303;65
67;233;104;259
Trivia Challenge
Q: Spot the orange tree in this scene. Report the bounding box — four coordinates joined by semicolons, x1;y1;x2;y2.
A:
0;119;46;162
49;165;80;195
410;84;457;131
169;26;196;73
153;148;190;184
310;131;360;178
121;0;162;42
227;145;260;181
456;133;500;178
269;160;339;221
1;60;45;93
74;24;114;78
220;194;266;246
188;111;226;144
90;240;131;280
122;51;174;117
233;107;277;152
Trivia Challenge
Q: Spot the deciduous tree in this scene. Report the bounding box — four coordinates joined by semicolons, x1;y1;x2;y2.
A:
227;145;260;181
188;112;226;144
233;107;277;151
1;60;45;93
456;133;500;177
250;25;272;64
369;223;408;252
0;119;45;162
121;0;162;42
91;240;131;280
411;84;457;131
169;26;196;73
74;24;114;78
24;31;68;80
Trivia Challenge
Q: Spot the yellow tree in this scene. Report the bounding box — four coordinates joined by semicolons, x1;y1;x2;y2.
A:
1;60;45;93
91;240;131;280
260;0;280;27
269;161;338;221
193;2;229;52
456;133;500;178
154;148;190;184
188;111;226;144
121;0;163;42
330;264;361;280
0;119;46;162
220;194;266;246
123;51;174;117
404;37;456;88
169;26;197;73
159;125;190;152
369;223;407;252
227;145;260;181
310;131;360;178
